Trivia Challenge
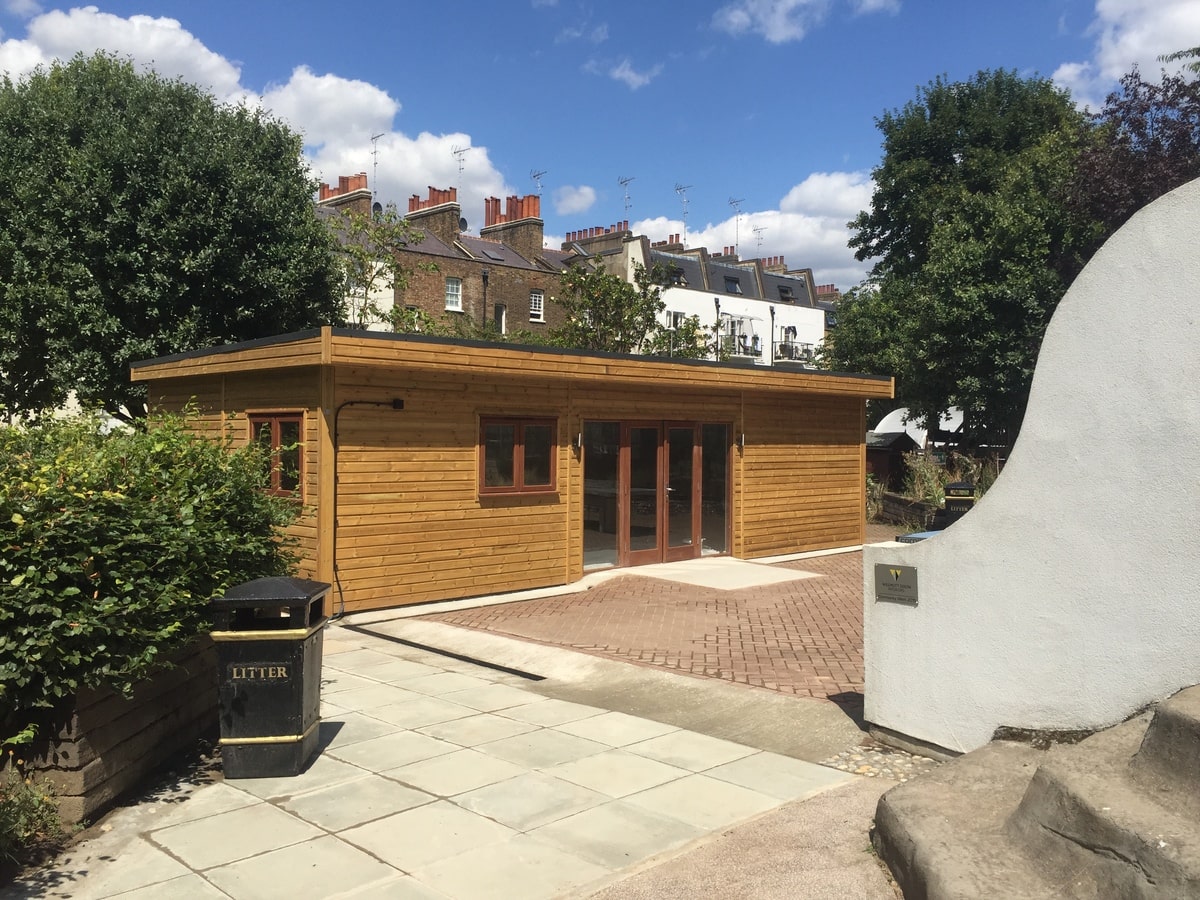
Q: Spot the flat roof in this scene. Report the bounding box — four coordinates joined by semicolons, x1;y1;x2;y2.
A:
131;327;893;400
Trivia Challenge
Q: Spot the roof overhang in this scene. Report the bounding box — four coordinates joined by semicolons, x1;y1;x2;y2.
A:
131;327;893;400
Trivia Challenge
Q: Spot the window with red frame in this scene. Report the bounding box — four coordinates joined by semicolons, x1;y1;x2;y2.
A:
479;417;556;494
250;414;303;498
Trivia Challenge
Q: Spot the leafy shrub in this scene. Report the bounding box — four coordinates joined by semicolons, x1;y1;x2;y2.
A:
0;752;63;866
902;450;1002;506
0;414;299;741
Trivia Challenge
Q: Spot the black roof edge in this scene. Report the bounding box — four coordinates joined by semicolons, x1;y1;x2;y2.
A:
129;328;326;369
131;326;892;385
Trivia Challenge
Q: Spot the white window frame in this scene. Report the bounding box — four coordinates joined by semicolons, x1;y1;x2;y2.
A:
529;289;545;323
445;277;463;312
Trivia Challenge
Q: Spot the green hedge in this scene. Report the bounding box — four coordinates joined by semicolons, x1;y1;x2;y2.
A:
0;414;299;741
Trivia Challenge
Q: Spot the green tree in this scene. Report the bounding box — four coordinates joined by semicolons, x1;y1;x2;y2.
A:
1159;46;1200;75
832;70;1094;445
0;53;344;420
329;203;431;329
550;262;706;357
1068;63;1200;254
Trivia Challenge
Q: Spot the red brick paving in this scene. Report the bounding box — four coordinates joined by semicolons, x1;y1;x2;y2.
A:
421;526;896;707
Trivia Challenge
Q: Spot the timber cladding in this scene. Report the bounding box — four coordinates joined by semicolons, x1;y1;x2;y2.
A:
132;327;891;613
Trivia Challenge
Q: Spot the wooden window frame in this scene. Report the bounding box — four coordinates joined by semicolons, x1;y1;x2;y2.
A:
529;289;545;323
479;416;557;496
248;412;305;500
445;276;463;312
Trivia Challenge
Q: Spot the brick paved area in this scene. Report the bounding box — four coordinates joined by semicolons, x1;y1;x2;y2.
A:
422;526;897;709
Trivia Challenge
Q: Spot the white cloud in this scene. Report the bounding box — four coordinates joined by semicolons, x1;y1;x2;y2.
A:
780;171;872;220
553;184;597;215
609;58;663;90
262;66;398;149
0;7;515;230
5;0;42;17
556;21;608;43
849;0;899;13
712;0;832;44
15;6;245;98
1054;0;1200;108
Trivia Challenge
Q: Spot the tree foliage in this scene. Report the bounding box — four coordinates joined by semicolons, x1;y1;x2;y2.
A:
329;204;430;329
1068;64;1200;250
549;262;708;358
0;414;299;740
0;53;344;420
832;70;1096;444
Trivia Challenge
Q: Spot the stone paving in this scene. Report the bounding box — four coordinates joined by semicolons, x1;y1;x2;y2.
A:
422;530;896;710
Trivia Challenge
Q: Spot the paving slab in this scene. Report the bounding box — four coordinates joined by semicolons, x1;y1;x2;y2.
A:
339;800;516;871
530;799;704;871
546;749;691;798
383;747;527;796
453;772;609;830
624;729;757;771
148;801;324;871
277;773;435;832
203;835;400;898
623;773;782;831
415;711;539;746
412;833;612;900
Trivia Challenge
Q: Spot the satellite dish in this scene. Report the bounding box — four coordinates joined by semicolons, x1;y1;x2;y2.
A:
459;217;468;232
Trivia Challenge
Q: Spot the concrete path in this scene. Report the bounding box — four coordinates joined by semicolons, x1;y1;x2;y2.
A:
10;617;897;899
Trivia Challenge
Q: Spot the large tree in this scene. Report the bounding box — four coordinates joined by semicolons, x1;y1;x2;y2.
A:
1068;62;1200;257
830;70;1094;445
0;53;345;420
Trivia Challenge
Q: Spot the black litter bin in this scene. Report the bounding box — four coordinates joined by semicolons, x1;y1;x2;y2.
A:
211;576;329;778
943;481;975;525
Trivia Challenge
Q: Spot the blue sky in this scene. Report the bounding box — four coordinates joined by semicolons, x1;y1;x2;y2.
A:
2;1;1199;289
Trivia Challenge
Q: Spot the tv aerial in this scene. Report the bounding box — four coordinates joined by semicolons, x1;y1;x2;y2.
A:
530;169;547;196
729;197;745;254
675;183;693;245
618;175;635;215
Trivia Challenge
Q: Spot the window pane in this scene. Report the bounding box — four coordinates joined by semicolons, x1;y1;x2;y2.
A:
523;424;553;486
701;424;728;554
483;424;515;487
583;422;620;568
445;277;462;311
278;420;301;493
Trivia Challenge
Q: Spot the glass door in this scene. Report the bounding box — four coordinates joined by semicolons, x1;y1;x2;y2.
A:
665;425;700;562
624;423;662;566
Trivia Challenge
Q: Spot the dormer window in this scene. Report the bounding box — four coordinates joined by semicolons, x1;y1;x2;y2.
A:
670;267;687;286
724;276;742;294
778;285;795;302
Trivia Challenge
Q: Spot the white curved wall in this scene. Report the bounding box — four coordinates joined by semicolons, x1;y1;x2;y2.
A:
863;178;1200;753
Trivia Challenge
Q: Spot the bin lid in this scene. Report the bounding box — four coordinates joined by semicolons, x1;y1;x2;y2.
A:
213;576;331;608
944;481;975;496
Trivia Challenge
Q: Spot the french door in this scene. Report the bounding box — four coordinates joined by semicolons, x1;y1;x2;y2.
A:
583;421;728;568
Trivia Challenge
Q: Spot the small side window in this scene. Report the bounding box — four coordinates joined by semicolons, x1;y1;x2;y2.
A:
249;413;303;498
479;417;557;494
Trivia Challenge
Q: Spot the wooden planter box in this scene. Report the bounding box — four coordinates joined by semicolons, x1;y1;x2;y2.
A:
879;491;938;528
18;638;217;825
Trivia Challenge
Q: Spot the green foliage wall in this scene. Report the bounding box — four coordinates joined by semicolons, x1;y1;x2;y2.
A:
0;415;299;740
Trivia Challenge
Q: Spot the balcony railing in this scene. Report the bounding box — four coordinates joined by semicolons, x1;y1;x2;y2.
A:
775;341;815;362
721;335;761;358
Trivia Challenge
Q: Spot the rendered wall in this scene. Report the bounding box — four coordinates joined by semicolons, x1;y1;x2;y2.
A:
863;178;1200;754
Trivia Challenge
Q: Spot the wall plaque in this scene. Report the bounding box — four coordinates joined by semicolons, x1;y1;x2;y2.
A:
875;564;918;605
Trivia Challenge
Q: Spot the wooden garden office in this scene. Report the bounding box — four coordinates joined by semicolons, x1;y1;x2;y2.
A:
131;327;893;614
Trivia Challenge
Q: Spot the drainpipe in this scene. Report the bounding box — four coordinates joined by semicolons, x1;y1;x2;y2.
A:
481;268;490;329
769;305;775;366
